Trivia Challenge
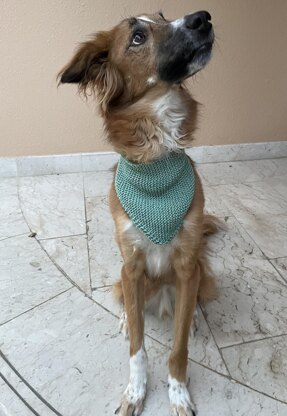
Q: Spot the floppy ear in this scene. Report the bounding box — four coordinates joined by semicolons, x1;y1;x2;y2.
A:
58;31;124;112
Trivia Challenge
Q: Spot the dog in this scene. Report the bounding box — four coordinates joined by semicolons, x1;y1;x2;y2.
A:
59;11;218;416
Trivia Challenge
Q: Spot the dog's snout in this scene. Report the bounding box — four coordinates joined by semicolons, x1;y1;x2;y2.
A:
185;11;212;31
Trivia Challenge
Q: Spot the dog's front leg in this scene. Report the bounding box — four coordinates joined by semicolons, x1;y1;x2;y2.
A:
116;257;147;416
168;262;200;416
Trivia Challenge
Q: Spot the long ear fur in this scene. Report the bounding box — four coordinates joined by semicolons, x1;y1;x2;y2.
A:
58;31;124;112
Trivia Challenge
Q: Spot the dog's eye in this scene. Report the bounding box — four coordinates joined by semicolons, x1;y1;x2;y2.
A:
132;31;146;46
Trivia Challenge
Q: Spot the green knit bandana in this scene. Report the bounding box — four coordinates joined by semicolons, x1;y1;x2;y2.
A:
115;151;195;245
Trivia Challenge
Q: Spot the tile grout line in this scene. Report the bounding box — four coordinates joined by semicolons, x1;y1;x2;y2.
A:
91;285;112;291
0;232;30;242
0;353;63;416
199;304;231;378
269;255;287;261
16;177;90;295
0;372;40;416
267;260;287;285
82;173;93;295
37;232;86;241
145;333;287;406
220;332;287;350
0;288;73;327
13;167;287;408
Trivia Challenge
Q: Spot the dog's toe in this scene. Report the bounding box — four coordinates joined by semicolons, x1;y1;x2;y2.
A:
116;397;144;416
116;380;146;416
169;376;197;416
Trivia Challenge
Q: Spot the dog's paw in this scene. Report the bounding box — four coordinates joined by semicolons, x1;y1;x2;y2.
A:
189;308;199;339
115;382;147;416
168;376;197;416
119;311;129;340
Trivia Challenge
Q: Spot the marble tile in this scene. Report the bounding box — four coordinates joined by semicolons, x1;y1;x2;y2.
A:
0;357;56;416
84;170;114;198
265;175;287;202
245;158;287;182
197;161;256;185
17;154;82;177
87;196;123;288
0;157;17;177
146;308;229;375
222;336;287;402
215;181;287;258
198;158;287;186
189;142;287;164
0;289;286;416
200;141;287;163
0;234;71;324
236;213;287;259
203;185;230;217
0;380;33;416
92;286;228;375
41;235;91;295
18;173;86;239
186;146;205;163
0;178;29;239
203;217;287;348
271;258;287;283
82;152;119;172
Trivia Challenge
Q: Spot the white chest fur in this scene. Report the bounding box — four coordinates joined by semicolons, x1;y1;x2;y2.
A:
152;89;187;152
122;219;176;278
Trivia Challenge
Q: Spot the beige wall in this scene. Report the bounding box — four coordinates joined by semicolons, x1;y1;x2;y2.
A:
1;0;287;157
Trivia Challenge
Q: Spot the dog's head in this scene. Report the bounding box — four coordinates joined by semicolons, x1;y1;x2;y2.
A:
59;11;214;112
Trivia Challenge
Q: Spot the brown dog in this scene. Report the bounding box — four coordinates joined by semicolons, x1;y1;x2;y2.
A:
59;11;218;416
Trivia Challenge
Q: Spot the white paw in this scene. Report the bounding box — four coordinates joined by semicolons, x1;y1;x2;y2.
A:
189;308;199;339
115;381;147;416
119;311;129;339
168;375;197;416
116;346;148;416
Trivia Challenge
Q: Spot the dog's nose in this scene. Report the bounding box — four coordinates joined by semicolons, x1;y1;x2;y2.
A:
185;11;212;31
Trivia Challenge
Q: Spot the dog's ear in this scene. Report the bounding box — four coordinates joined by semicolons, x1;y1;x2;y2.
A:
58;31;124;112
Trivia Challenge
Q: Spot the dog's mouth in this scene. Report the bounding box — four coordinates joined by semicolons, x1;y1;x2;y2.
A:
193;42;213;57
184;41;213;79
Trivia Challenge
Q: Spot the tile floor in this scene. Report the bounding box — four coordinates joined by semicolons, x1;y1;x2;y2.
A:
0;157;287;416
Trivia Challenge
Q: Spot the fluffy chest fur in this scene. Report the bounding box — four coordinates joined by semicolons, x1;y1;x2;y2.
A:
122;218;176;278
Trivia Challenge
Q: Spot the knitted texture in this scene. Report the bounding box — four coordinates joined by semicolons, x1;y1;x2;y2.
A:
115;151;195;245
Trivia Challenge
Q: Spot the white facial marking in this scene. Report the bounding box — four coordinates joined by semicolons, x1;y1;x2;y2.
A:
122;219;176;278
152;89;187;152
138;16;155;24
119;345;147;413
171;17;185;29
168;375;197;415
147;76;157;86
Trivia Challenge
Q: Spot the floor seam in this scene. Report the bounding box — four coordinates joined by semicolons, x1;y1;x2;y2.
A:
0;288;73;327
220;333;287;350
82;174;93;295
199;304;231;378
0;352;64;416
267;260;287;284
37;232;86;241
0;372;40;416
0;232;30;241
145;333;287;406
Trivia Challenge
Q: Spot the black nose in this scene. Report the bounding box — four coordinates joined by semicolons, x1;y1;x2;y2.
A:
185;11;212;31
